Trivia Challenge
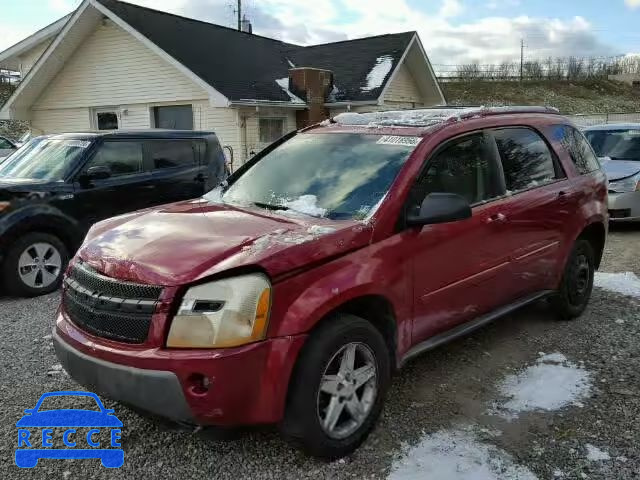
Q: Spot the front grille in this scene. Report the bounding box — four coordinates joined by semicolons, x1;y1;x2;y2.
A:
63;261;162;344
609;208;631;219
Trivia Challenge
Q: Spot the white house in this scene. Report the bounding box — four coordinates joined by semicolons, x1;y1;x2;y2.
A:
0;0;445;167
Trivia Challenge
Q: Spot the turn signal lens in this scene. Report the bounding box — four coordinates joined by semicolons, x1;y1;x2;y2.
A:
0;201;10;212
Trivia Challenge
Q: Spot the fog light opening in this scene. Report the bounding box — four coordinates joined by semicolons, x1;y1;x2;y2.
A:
187;373;211;396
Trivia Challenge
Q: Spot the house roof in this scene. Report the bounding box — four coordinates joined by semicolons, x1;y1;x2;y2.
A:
95;0;416;104
1;0;442;119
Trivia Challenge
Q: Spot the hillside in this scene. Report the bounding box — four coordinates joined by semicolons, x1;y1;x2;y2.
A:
442;79;640;114
0;83;27;140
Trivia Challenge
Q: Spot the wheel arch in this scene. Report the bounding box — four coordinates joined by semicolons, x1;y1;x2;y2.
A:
576;221;606;269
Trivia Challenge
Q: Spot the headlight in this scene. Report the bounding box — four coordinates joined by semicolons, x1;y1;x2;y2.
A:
167;273;271;349
609;173;640;193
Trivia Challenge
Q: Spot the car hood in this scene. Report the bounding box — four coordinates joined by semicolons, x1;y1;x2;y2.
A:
600;158;640;181
79;199;374;286
16;410;123;427
0;179;62;201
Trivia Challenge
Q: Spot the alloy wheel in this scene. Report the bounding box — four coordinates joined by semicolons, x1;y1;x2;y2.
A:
316;342;378;440
17;242;63;289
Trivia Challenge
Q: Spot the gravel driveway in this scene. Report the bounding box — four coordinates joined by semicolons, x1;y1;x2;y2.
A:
1;227;638;479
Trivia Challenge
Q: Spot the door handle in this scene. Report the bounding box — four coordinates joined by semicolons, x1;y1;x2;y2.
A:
486;212;507;224
195;173;209;182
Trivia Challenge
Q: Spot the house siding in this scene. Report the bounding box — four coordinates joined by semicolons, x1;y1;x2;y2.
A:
31;108;91;134
383;62;425;106
238;108;297;165
19;41;52;77
33;20;208;111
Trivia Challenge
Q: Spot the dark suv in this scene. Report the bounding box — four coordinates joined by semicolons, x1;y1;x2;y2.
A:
0;130;227;296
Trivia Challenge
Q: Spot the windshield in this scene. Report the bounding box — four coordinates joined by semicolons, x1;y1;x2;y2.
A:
0;137;91;180
219;133;418;220
584;129;640;160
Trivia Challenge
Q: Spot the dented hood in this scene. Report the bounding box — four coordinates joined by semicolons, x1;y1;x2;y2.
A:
78;199;373;286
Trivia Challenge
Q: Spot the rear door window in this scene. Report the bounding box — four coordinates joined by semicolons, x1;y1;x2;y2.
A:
416;133;503;206
558;125;601;174
492;128;558;192
148;140;196;170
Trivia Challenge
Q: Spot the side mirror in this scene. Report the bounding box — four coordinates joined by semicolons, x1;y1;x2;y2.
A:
86;165;111;180
407;193;472;226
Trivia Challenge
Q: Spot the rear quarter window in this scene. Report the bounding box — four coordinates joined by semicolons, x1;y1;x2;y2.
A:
554;125;601;174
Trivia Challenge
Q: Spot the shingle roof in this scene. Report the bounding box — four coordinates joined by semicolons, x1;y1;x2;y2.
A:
96;0;415;104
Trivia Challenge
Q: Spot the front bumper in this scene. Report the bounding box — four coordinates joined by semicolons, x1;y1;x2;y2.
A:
608;191;640;222
54;331;193;423
54;311;307;426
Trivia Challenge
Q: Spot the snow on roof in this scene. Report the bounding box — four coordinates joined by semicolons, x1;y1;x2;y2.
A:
275;77;305;104
361;55;394;92
331;106;560;128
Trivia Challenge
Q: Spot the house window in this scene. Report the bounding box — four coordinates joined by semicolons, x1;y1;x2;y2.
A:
152;105;194;130
259;118;285;144
95;111;119;130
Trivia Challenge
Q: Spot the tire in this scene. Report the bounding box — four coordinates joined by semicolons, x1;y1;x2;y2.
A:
552;239;595;320
280;314;391;459
1;232;69;297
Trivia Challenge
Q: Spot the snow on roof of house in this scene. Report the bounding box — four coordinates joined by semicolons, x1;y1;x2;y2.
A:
92;0;417;104
331;106;561;128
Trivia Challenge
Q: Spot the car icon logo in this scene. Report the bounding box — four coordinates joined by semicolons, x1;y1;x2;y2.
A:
15;391;124;469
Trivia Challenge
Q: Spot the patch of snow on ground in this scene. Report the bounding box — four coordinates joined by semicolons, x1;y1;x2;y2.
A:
594;272;640;299
362;55;394;92
276;77;305;103
492;352;591;419
388;428;538;480
283;195;327;217
586;444;611;462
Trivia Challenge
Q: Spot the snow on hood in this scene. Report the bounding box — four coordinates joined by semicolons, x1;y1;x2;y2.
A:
79;200;370;286
599;157;640;181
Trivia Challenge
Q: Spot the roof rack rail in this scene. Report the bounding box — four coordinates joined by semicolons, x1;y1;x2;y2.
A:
327;106;560;128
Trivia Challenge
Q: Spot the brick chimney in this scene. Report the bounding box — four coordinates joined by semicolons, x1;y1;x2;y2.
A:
288;68;333;128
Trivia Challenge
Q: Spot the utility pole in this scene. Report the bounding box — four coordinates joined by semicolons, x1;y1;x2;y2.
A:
520;38;524;82
237;0;242;31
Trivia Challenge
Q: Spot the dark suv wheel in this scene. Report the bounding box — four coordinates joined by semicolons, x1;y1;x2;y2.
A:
1;232;69;297
280;314;391;459
552;238;595;319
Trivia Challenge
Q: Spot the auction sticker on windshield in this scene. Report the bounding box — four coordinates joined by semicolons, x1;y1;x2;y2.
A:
376;136;422;147
15;391;124;469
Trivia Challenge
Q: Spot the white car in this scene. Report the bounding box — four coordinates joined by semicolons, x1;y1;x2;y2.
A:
584;124;640;222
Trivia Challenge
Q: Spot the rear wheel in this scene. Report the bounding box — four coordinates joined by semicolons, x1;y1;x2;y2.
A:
1;232;69;297
280;314;391;459
552;239;595;320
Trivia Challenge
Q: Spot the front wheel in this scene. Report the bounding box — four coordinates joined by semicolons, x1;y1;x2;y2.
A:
1;232;69;297
552;239;595;320
280;314;391;459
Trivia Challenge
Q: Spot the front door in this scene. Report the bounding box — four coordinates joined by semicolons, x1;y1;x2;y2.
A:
401;132;515;345
73;139;155;229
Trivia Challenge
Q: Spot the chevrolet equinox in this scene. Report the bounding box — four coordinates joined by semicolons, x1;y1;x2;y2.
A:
53;107;608;458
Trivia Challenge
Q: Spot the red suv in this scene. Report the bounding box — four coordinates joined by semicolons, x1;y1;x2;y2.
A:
53;107;608;458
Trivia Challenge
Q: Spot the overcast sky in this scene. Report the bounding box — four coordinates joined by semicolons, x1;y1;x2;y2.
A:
2;0;640;68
